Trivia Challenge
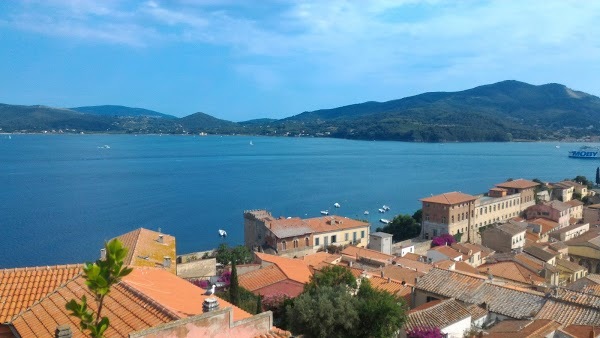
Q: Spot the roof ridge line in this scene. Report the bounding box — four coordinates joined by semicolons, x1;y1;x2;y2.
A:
8;271;85;323
0;263;84;274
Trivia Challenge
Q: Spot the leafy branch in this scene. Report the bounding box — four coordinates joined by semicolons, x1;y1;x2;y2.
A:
66;239;133;338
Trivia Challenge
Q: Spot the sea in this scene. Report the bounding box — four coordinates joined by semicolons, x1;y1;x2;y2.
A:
0;134;594;268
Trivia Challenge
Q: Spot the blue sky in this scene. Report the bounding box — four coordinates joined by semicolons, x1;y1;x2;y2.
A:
0;1;599;121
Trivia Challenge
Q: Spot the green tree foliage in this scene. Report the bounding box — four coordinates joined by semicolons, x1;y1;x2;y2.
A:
66;239;133;338
256;294;262;314
596;167;600;186
229;260;240;306
354;279;407;338
574;175;593;188
216;286;261;315
376;214;421;242
284;266;406;338
412;209;422;224
215;244;253;265
304;265;357;293
287;286;359;338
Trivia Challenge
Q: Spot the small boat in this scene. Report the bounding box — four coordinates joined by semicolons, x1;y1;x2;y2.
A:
218;229;227;237
249;141;254;146
364;211;369;215
555;145;560;149
378;208;385;213
334;202;340;208
8;135;11;140
320;210;329;215
382;205;390;211
379;219;390;224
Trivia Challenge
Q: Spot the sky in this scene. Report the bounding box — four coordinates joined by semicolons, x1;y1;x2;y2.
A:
0;1;599;121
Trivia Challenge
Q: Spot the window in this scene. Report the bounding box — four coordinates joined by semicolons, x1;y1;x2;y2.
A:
425;215;430;221
353;232;357;242
282;241;287;250
442;216;447;223
315;238;320;246
294;239;299;248
331;235;337;243
451;216;455;223
361;231;365;238
345;233;349;241
305;237;310;246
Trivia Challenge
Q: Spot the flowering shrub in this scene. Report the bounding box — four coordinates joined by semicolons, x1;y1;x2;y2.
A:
191;279;209;289
262;293;291;316
431;233;456;247
406;326;443;338
218;271;231;285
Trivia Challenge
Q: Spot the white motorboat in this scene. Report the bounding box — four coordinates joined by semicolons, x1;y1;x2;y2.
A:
320;210;329;215
378;208;385;213
364;211;369;215
382;205;390;211
334;202;341;208
379;219;390;224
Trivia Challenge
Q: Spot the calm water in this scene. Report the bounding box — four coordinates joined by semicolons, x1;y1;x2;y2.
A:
0;135;593;268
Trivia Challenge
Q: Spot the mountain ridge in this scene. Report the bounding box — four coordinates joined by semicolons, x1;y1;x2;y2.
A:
2;80;600;142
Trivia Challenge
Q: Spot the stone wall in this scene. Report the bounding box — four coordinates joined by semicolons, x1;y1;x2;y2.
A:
176;258;216;280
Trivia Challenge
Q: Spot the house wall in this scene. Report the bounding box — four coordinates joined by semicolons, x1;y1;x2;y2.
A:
422;200;475;241
481;229;512;253
583;207;600;226
441;316;472;338
426;250;451;263
368;234;392;255
244;211;270;250
313;226;370;251
130;307;273;338
570;205;583;220
525;205;570;228
474;194;521;229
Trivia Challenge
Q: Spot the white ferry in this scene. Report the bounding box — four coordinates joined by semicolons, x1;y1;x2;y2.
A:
568;146;600;159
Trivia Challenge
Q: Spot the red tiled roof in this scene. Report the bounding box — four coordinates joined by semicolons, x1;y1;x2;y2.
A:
478;262;545;285
454;261;480;275
430;245;462;259
495;179;540;189
0;264;82;323
528;218;560;236
298;252;341;267
366;276;412;298
303;216;369;234
561;325;600;338
393;257;433;273
239;265;288;292
379;265;424;285
255;252;312;284
401;253;425;261
114;228;177;274
420;191;476;205
10;273;179;337
341;246;394;264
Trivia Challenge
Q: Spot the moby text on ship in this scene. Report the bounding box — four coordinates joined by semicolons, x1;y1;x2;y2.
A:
568;146;600;159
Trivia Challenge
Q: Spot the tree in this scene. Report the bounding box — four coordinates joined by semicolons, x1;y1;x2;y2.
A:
431;234;456;247
286;286;359;338
412;209;423;224
216;244;253;265
574;175;592;188
596;167;599;186
376;214;421;242
66;239;133;338
256;294;262;314
229;259;240;306
354;279;407;338
304;265;357;293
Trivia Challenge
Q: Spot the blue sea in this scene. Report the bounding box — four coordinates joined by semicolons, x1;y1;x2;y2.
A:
0;134;593;268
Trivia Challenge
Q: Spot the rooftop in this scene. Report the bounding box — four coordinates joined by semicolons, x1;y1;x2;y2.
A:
298;252;341;268
405;298;471;332
429;245;462;259
496;221;528;236
255;252;312;284
545;200;573;212
239;264;288;292
370;231;393;238
114;228;177;274
523;245;558;262
495;179;540;190
379;265;425;285
420;191;477;205
528;218;560;235
478;261;545;285
303;216;369;234
0;264;82;323
341;245;394;265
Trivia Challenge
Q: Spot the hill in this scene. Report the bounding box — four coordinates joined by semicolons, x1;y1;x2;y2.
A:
0;104;114;132
70;105;175;118
179;112;239;133
269;80;600;141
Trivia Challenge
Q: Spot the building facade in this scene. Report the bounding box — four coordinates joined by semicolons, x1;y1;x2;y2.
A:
421;192;477;242
495;179;539;210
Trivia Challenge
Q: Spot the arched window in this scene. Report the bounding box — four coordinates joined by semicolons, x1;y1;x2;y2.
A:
305;237;310;247
294;239;299;248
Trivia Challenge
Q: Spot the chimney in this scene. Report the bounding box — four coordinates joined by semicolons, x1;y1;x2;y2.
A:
100;248;106;260
203;297;219;313
158;234;164;244
163;256;171;268
349;261;353;267
387;277;391;283
55;325;72;338
380;271;384;278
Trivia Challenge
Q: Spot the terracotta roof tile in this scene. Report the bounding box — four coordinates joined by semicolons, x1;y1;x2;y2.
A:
454;261;480;275
495;179;540;190
239;265;288;292
405;298;471;331
485;319;561;338
341;246;394;265
255;252;312;284
367;276;412;298
379;265;424;285
420;191;477;205
430;245;462;259
536;299;600;326
0;264;82;323
298;252;341;267
561;325;600;338
114;228;177;274
393;257;433;273
401;253;425;261
303;216;369;234
478;261;545;285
